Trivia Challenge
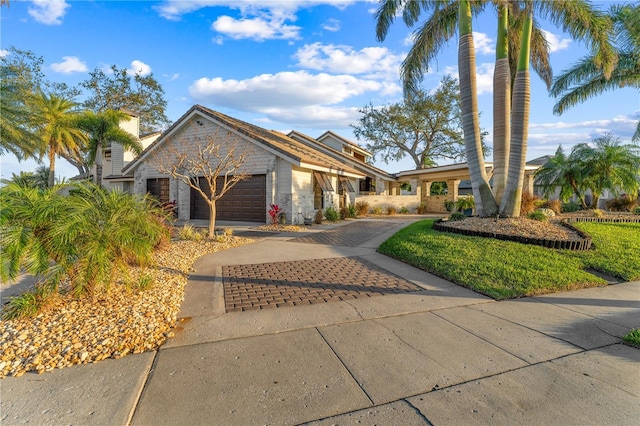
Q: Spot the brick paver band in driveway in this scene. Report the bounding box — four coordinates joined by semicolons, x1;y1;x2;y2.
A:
290;221;400;247
223;256;422;312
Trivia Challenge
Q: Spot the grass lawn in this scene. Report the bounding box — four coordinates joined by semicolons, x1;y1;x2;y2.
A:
378;219;640;299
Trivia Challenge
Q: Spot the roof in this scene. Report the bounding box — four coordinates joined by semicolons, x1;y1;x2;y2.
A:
123;105;364;178
396;161;541;181
287;130;393;180
316;130;372;156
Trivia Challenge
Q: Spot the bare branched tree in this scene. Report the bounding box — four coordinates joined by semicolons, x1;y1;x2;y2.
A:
151;133;250;237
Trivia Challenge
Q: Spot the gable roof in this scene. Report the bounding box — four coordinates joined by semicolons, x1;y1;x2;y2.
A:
317;130;372;156
288;130;393;180
123;105;364;178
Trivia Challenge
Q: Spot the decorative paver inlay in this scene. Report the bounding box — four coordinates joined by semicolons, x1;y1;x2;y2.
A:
223;257;422;312
289;221;399;247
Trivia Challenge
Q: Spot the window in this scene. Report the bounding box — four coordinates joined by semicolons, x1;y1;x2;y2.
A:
359;176;375;193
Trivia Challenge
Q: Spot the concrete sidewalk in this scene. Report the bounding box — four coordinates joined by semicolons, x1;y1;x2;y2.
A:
1;219;639;425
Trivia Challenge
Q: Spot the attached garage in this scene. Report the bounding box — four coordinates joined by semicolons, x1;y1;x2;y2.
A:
190;175;266;222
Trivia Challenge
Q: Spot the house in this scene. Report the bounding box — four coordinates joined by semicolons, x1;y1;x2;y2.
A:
90;110;161;191
122;105;366;224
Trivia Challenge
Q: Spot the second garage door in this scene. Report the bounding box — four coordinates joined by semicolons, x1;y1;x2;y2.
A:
190;175;266;222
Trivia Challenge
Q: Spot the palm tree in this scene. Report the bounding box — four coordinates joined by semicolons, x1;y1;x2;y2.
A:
375;0;615;216
571;133;640;208
534;145;588;207
0;64;38;159
76;109;143;186
33;92;87;187
551;3;640;141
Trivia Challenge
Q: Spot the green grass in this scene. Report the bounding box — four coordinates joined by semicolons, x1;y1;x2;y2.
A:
623;328;640;349
378;219;640;300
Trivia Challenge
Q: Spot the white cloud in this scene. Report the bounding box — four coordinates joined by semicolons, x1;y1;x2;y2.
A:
155;1;358;21
473;32;495;55
262;105;361;128
212;10;301;40
542;30;571;53
189;71;381;110
128;60;152;76
293;43;403;81
403;33;415;47
0;49;9;58
28;0;69;25
322;18;340;32
50;56;88;74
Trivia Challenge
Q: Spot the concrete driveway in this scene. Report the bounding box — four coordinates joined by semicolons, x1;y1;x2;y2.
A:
2;218;639;425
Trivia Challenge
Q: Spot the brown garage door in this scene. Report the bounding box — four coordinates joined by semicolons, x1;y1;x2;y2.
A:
190;175;266;222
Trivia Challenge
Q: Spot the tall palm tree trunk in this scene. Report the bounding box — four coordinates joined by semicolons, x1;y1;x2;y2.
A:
458;0;497;217
95;142;103;187
48;142;56;188
492;3;510;205
500;10;532;217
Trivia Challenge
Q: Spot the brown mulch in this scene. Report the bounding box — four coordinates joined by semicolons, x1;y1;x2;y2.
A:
437;216;583;241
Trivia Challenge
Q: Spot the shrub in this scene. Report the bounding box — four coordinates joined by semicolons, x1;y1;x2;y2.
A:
347;203;357;218
528;211;548;222
417;202;428;214
592;209;604;218
2;283;58;320
268;204;282;225
623;328;640;349
455;196;474;212
444;199;455;212
324;206;340;222
606;194;636;212
371;206;383;215
541;199;562;215
520;191;539;215
386;206;397;215
178;224;204;241
0;182;170;299
634;206;640;215
339;206;349;220
314;209;324;224
223;228;234;236
449;212;466;221
354;201;369;216
562;201;582;213
536;208;556;218
398;206;410;214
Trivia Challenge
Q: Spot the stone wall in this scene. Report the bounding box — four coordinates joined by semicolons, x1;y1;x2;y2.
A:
354;194;421;212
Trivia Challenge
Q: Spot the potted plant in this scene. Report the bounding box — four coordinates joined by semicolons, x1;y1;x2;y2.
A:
455;196;474;216
444;199;455;212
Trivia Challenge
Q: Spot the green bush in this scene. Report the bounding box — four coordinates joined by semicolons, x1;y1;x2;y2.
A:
527;211;548;222
623;328;640;348
0;182;170;300
562;201;582;212
354;201;369;216
347;204;358;218
2;283;58;320
324;206;340;222
449;212;466;221
399;206;410;214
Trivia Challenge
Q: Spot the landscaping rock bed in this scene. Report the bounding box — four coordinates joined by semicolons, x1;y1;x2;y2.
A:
0;236;256;378
433;216;593;250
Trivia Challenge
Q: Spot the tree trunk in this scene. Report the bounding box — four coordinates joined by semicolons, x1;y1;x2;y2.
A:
208;202;216;238
95;142;103;187
500;10;532;217
492;3;510;205
48;143;56;188
458;0;498;217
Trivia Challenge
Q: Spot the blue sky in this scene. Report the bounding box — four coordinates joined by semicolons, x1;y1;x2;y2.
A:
1;0;638;180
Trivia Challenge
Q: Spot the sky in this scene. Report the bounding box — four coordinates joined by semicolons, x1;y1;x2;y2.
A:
1;0;638;180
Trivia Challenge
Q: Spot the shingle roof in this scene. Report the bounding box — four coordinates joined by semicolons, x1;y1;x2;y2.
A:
123;105;363;177
288;130;393;179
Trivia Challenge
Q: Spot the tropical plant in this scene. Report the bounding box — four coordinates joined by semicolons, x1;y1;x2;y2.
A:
606;194;637;212
375;0;615;217
570;133;640;208
551;2;640;141
347;203;358;218
455;195;475;211
32;92;88;187
449;212;466;221
1;182;170;297
527;210;548;221
76;109;142;187
520;191;540;216
534;145;587;207
268;204;282;225
324;206;340;222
